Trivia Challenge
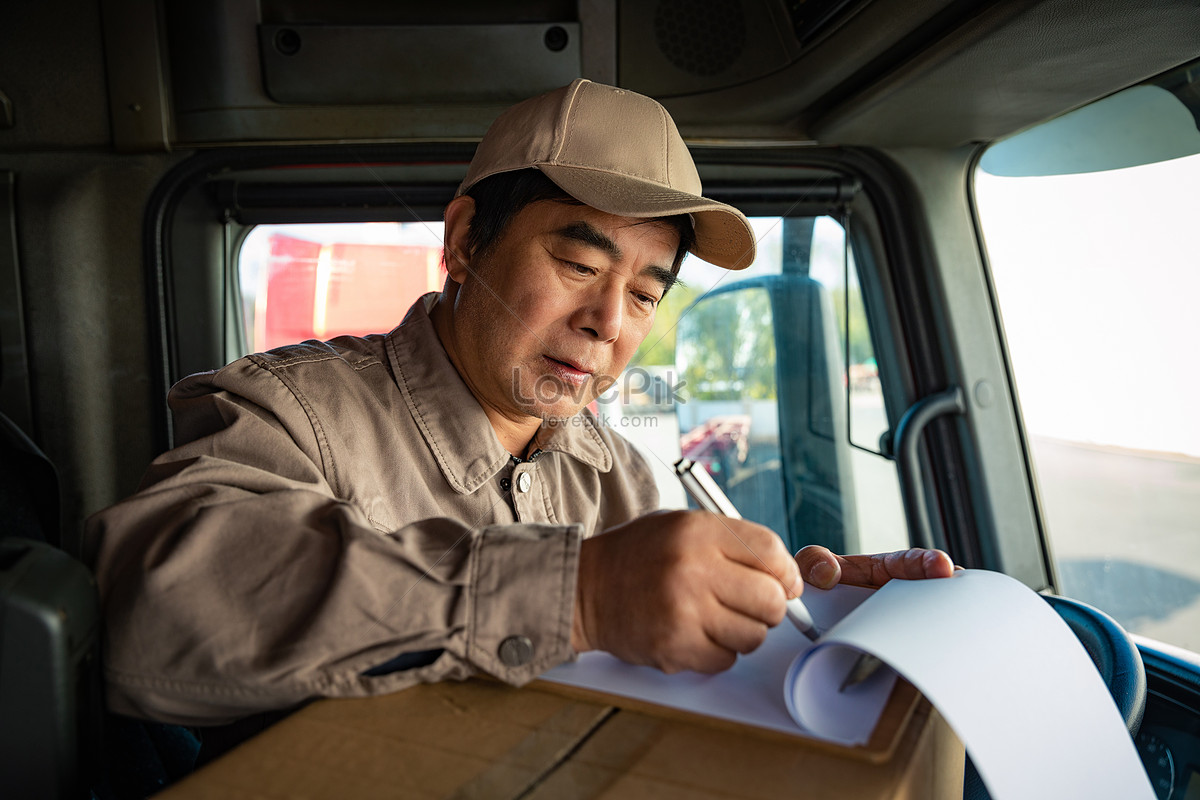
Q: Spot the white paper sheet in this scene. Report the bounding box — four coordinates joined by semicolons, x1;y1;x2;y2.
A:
542;582;891;745
820;570;1154;799
541;569;1155;800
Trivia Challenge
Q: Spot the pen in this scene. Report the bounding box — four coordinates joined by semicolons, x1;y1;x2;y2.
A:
673;457;822;640
673;457;882;691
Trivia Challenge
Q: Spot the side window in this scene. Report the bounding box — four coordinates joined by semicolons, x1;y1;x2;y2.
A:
238;223;445;353
605;215;908;557
974;65;1200;650
235;213;909;557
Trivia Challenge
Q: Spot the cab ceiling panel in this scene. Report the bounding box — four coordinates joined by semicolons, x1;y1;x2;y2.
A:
125;0;1200;150
156;0;962;147
808;0;1200;146
163;0;590;145
257;24;579;106
616;0;805;99
619;0;959;133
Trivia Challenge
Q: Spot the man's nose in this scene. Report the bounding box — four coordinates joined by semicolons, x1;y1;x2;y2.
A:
576;285;624;342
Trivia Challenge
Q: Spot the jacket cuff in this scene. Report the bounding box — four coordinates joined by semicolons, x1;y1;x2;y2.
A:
466;522;582;684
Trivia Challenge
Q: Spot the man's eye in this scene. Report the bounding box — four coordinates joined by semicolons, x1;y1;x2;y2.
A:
564;261;595;276
634;292;660;308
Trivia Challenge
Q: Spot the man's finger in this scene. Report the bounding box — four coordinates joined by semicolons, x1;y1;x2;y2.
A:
704;604;771;656
812;547;956;587
713;517;802;595
712;564;790;626
689;641;740;675
794;544;842;589
892;548;955;579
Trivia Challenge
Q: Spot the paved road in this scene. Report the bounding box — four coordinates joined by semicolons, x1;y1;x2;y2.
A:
1032;437;1200;651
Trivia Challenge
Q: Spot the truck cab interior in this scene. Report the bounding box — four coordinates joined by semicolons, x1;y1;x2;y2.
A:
2;1;1199;797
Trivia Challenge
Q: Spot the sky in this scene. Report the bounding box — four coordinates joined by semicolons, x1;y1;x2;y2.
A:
976;153;1200;458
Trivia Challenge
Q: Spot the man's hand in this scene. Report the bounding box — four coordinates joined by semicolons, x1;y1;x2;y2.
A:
573;510;801;674
794;545;956;589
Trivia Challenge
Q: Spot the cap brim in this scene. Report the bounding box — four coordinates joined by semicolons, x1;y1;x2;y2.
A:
539;165;757;270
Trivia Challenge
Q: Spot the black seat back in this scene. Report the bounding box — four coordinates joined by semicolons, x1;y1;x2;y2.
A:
0;411;101;798
0;410;61;546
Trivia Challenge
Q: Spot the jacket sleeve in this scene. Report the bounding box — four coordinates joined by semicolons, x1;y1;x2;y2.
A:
85;366;581;726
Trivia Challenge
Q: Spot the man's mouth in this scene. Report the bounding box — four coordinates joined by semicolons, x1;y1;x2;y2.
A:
544;356;592;386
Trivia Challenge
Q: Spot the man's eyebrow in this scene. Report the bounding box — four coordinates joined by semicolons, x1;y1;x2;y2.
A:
554;221;623;261
554;221;679;293
643;266;680;294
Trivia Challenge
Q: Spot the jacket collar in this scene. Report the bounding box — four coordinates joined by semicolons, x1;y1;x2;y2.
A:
385;294;613;495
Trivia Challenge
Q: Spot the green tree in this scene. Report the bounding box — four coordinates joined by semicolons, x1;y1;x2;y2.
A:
629;284;702;367
676;288;777;401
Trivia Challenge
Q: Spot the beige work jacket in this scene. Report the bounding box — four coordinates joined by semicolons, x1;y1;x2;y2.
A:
86;295;659;725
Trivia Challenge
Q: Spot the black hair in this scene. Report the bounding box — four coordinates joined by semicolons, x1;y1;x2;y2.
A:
461;169;696;275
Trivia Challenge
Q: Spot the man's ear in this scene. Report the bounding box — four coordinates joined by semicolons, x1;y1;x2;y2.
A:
442;195;476;284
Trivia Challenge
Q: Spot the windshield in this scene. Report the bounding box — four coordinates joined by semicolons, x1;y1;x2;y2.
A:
974;62;1200;651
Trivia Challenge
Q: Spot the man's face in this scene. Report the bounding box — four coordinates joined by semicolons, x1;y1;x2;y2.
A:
441;199;680;427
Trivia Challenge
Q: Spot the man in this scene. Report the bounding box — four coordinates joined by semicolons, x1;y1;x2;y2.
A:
87;79;952;727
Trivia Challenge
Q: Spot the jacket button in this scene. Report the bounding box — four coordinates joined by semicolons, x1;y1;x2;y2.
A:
499;477;512;491
516;472;532;493
498;635;534;667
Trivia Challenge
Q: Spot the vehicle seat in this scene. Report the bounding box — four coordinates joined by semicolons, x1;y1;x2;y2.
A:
0;411;100;797
0;410;60;545
0;410;201;798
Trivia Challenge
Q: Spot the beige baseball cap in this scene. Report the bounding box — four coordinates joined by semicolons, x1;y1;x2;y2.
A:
457;79;756;270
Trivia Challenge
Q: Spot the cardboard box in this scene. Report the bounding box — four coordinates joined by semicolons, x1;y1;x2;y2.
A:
159;678;964;799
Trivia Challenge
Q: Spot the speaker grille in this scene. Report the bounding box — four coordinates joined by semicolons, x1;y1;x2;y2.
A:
653;0;747;77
